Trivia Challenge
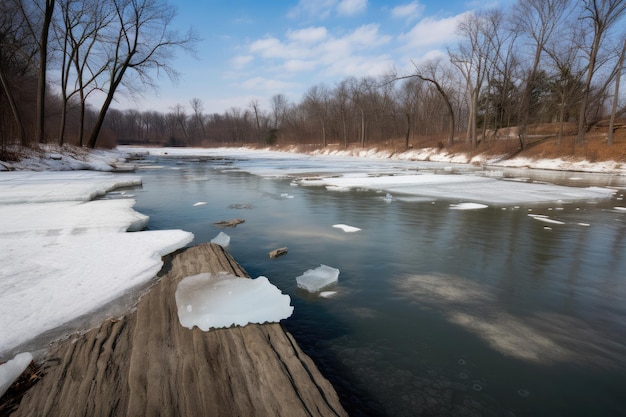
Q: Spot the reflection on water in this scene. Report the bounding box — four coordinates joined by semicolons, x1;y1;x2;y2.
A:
131;154;626;417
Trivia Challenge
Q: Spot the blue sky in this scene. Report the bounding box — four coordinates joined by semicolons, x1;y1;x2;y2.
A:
114;0;514;115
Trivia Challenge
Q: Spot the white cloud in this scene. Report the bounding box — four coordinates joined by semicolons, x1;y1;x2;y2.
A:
284;59;317;72
399;12;470;49
287;0;336;19
287;0;367;19
231;55;253;69
241;76;301;92
286;26;328;43
391;1;425;20
245;23;391;76
337;0;367;16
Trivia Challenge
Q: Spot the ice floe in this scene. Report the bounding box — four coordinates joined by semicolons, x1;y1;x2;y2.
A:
0;352;33;397
0;171;193;359
450;203;488;210
296;264;340;293
211;231;231;247
333;224;362;233
175;272;293;331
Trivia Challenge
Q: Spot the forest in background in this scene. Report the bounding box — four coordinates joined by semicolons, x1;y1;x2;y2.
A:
1;0;625;162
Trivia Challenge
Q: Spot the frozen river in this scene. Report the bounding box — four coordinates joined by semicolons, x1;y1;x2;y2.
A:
128;148;626;417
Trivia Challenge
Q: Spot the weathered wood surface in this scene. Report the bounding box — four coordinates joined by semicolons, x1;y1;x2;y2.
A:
10;243;347;417
269;246;289;258
212;218;245;228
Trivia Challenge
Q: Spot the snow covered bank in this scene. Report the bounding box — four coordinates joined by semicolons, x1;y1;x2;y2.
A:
0;170;193;359
1;145;131;172
307;146;626;175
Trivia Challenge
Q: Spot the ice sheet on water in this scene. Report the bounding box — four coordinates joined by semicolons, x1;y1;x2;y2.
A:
193;201;207;206
0;352;33;398
299;173;615;205
0;171;141;204
175;272;293;331
211;231;230;247
0;199;149;235
0;229;193;356
296;264;340;293
0;170;193;358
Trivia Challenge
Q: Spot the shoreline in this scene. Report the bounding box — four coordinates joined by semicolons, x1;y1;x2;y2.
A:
4;243;347;417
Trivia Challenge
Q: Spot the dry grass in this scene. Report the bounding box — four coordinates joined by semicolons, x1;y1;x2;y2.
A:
361;121;626;163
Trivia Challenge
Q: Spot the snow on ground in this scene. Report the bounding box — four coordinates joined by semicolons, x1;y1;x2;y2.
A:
0;154;194;361
175;272;293;331
0;146;131;172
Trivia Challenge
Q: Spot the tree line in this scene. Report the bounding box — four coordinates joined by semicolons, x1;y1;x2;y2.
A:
1;0;625;152
0;0;195;151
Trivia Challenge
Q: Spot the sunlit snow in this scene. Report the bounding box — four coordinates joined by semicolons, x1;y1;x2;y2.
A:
175;272;293;331
296;264;340;293
0;170;193;359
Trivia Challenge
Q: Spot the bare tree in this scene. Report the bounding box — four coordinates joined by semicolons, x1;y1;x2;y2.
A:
608;37;626;146
303;84;330;146
189;97;205;144
511;0;571;149
86;0;196;148
248;98;262;140
36;0;55;143
414;59;457;146
0;0;37;146
55;0;113;146
576;0;626;144
449;10;500;147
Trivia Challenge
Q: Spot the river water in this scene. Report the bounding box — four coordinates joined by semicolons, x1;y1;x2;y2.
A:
128;149;626;417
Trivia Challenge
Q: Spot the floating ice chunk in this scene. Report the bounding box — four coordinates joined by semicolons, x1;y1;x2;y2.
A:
193;201;207;206
530;215;565;225
450;203;488;210
211;231;230;247
577;223;590;227
614;206;626;212
319;291;338;298
175;272;293;331
0;352;33;397
383;193;393;202
280;193;295;199
333;224;361;233
296;264;340;292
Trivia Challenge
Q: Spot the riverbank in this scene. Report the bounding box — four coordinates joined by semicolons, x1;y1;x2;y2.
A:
4;243;347;417
0;150;347;416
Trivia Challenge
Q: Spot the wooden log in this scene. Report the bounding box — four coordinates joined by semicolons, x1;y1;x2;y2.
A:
10;243;347;417
212;218;245;228
269;247;288;258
